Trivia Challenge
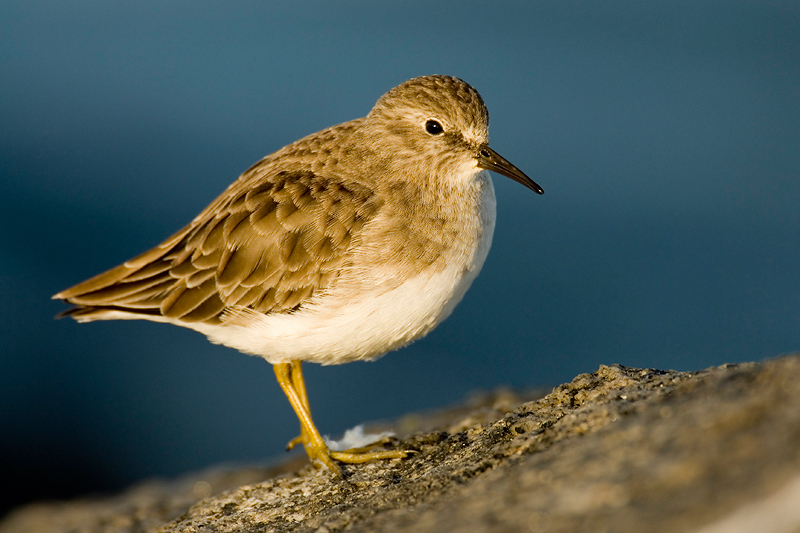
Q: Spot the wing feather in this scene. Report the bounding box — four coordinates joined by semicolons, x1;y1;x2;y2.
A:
55;167;382;324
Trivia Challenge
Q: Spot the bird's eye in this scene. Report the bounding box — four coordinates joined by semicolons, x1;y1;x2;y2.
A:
425;120;444;135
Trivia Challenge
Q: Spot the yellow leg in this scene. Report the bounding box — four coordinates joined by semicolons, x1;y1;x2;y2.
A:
274;361;410;474
285;360;310;451
274;362;341;473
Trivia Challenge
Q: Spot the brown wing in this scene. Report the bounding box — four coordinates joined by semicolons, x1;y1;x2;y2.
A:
54;169;381;324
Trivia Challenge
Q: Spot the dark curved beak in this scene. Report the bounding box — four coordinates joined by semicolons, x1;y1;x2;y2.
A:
476;144;543;194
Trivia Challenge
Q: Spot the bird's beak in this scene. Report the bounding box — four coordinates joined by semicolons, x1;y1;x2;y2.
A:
476;144;543;194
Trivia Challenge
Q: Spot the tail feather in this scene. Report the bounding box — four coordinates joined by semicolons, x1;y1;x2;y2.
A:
53;226;194;321
55;305;164;322
53;226;190;302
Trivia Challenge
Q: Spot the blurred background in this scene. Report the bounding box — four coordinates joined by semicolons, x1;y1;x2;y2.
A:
2;0;798;516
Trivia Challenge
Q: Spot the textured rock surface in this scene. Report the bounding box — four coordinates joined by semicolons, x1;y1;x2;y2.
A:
4;354;800;533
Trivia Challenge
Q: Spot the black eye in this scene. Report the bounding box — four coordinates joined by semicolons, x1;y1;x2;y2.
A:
425;120;444;135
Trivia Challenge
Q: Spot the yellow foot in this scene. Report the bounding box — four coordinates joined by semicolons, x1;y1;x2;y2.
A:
274;362;411;475
330;448;411;464
286;435;303;451
304;440;343;474
289;435;412;473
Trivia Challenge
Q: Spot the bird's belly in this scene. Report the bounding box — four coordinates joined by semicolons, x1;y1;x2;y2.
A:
311;246;491;365
200;230;492;365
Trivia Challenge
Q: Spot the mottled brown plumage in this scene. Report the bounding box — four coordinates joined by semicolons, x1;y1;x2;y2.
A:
58;167;381;323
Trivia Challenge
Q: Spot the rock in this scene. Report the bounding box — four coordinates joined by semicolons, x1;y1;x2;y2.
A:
3;354;800;533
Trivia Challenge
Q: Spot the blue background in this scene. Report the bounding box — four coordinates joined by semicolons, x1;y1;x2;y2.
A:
2;0;798;514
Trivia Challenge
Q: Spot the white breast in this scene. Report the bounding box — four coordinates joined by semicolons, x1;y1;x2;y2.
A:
193;171;497;366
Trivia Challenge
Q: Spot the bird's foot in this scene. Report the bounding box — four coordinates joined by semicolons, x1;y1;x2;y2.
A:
288;434;411;474
303;439;343;474
285;435;304;451
329;447;411;464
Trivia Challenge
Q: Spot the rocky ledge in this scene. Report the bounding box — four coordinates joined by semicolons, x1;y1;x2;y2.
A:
3;353;800;533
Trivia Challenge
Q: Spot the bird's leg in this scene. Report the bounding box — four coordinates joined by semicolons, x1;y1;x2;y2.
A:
274;361;410;473
285;360;310;451
274;362;341;474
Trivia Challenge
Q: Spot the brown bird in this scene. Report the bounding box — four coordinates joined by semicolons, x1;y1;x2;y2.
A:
54;75;543;474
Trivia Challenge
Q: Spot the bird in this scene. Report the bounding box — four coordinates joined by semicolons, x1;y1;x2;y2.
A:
53;75;544;474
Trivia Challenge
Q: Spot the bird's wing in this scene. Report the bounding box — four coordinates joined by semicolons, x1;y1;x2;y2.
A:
54;166;382;324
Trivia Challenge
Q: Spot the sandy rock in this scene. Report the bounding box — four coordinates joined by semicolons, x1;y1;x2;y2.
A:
3;354;799;533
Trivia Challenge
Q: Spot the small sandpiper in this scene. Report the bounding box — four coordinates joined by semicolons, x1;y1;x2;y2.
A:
54;75;544;474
